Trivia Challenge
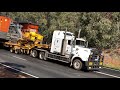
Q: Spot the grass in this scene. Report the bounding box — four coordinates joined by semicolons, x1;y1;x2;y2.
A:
103;49;120;70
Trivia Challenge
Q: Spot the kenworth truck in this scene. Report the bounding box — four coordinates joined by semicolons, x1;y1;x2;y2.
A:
30;30;104;70
0;15;104;71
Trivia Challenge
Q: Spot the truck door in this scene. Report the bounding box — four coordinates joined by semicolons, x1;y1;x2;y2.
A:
6;25;21;41
65;40;72;55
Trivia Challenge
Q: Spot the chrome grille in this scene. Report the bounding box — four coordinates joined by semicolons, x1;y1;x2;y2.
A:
89;48;102;61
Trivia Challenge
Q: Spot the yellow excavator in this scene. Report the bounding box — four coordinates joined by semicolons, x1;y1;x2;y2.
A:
4;22;49;54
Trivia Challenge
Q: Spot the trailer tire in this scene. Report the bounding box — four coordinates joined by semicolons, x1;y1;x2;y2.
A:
10;48;14;53
73;59;83;70
20;49;24;54
26;50;30;55
15;49;20;54
39;52;46;60
30;49;38;58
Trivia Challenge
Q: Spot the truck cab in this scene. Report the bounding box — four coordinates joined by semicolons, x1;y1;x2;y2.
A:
50;30;75;56
50;30;104;70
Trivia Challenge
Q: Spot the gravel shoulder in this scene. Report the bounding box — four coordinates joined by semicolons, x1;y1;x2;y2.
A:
0;64;32;78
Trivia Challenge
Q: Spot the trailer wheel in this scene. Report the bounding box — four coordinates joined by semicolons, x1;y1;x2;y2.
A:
15;49;20;54
10;48;14;53
20;49;23;54
26;50;30;55
73;59;83;70
30;49;38;58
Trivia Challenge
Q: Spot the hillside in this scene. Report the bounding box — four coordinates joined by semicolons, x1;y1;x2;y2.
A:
104;48;120;70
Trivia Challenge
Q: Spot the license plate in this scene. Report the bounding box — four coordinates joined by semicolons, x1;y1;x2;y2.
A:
89;62;93;66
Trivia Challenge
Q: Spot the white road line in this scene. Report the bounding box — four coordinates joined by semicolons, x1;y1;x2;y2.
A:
12;56;27;61
103;67;120;72
94;71;120;78
0;63;39;78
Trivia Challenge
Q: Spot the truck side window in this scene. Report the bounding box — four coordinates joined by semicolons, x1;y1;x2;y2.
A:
68;40;71;45
76;40;80;45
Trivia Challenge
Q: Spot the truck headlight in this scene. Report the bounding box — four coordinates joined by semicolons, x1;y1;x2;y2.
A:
90;52;93;55
99;62;103;65
89;62;93;66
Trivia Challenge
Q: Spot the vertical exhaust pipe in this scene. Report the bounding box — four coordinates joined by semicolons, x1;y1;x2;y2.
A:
78;29;81;38
61;28;67;55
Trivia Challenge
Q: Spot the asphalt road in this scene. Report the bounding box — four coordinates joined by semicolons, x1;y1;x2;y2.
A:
0;48;120;78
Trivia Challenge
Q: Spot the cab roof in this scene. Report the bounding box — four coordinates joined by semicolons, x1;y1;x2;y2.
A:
76;38;86;41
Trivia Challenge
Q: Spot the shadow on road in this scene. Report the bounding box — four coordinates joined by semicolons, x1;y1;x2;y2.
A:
0;62;26;73
0;62;32;78
44;59;92;72
0;43;10;51
47;59;69;67
0;43;4;49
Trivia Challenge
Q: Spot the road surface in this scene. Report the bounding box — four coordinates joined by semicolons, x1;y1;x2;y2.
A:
0;49;120;78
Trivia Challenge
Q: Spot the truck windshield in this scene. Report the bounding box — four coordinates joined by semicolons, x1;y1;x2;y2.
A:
76;40;87;48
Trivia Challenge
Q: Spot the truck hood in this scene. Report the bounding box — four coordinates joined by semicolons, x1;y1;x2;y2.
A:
74;45;91;53
72;46;102;61
72;46;91;61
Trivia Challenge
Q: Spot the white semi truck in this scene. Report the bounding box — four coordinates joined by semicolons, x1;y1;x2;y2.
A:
30;30;104;71
0;15;104;71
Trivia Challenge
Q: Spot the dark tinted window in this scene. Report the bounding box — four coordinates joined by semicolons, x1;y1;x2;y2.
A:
76;40;85;46
68;40;71;45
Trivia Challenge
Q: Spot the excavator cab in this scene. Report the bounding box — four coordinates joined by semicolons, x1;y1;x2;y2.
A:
7;22;23;41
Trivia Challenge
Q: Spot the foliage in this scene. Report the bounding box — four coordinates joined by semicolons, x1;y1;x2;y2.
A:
0;12;120;49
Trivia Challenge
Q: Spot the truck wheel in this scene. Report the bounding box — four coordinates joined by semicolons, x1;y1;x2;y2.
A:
30;50;38;58
10;48;14;53
39;52;46;60
73;59;83;70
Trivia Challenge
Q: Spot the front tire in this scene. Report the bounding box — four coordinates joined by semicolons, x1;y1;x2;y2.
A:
10;48;14;53
73;59;83;70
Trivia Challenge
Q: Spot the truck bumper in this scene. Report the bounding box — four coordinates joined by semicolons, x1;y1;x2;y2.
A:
85;61;103;70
